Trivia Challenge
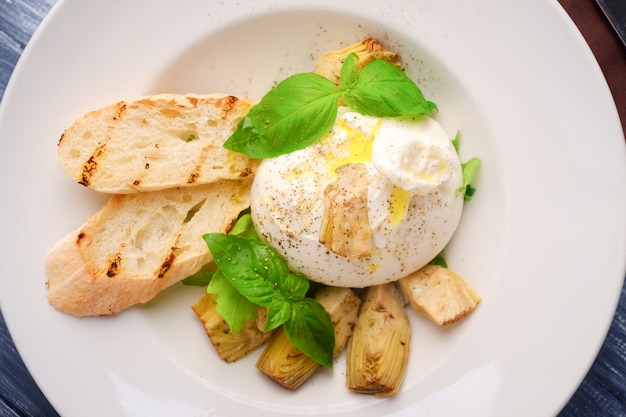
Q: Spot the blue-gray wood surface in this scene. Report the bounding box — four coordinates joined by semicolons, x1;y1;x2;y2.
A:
0;0;624;415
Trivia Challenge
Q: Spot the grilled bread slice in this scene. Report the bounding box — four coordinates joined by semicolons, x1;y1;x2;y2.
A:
46;179;252;317
56;93;259;194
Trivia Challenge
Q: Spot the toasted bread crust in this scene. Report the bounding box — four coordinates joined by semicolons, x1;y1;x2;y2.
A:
57;93;259;194
46;179;252;316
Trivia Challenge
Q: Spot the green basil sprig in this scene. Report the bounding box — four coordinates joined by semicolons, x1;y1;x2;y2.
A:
452;131;481;201
203;232;335;368
459;158;481;201
223;52;437;158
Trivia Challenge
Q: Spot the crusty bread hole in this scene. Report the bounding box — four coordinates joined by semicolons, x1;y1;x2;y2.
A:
183;199;207;224
165;127;200;143
159;108;183;118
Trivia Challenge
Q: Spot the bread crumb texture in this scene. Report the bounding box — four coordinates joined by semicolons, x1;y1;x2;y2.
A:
45;179;252;316
57;94;259;193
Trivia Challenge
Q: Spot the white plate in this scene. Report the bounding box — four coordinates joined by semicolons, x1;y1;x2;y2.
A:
1;0;625;416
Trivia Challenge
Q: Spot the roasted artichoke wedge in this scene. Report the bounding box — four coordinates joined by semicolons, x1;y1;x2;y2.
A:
192;292;273;362
319;163;372;260
256;286;361;390
346;283;411;397
397;264;481;326
314;38;401;85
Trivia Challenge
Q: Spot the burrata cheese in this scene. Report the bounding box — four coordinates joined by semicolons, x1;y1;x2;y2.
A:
250;107;464;287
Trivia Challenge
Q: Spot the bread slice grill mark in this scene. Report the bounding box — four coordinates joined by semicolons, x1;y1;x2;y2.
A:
48;93;259;315
56;94;260;194
46;177;253;317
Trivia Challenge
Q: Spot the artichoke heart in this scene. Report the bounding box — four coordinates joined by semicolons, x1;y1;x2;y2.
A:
319;163;372;260
314;38;401;85
256;286;361;390
398;264;482;326
192;292;273;363
346;283;411;397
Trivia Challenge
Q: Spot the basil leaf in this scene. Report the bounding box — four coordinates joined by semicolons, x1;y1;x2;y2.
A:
224;54;438;158
203;233;289;306
183;211;254;286
282;272;310;301
265;299;292;332
339;52;358;91
464;185;477;200
284;299;335;368
228;212;259;240
451;131;461;154
223;72;340;158
458;157;481;201
342;59;437;117
181;269;214;286
428;251;448;268
204;232;336;367
207;270;259;333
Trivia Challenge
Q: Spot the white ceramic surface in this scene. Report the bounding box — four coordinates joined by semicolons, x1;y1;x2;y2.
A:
0;0;625;416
